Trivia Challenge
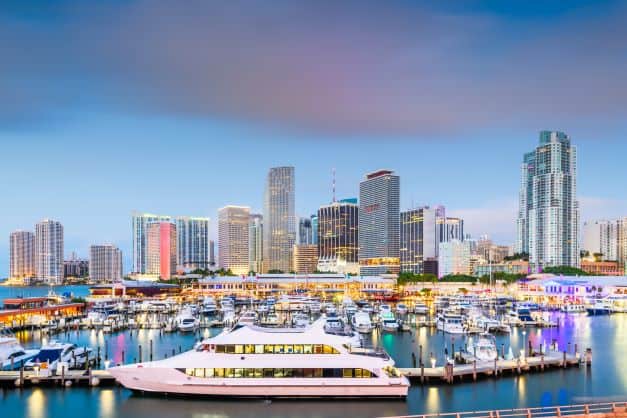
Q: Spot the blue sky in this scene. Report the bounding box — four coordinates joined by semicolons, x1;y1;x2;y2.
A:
1;1;626;275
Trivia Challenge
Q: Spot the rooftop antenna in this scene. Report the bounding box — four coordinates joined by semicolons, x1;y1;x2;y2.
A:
332;168;336;203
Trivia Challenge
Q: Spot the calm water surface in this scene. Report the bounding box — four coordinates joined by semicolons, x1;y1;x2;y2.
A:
1;288;626;417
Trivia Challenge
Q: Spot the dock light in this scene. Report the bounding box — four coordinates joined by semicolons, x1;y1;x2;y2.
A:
104;360;111;370
430;356;436;368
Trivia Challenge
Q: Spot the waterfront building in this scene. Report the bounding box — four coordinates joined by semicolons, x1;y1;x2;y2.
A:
298;217;314;245
516;131;579;271
89;244;123;282
358;170;400;275
249;213;263;274
438;239;471;278
132;212;172;274
475;237;513;263
146;221;177;279
473;260;530;277
311;214;319;245
293;244;319;274
519;275;627;306
176;216;210;271
263;166;296;273
35;219;64;284
400;207;438;274
218;206;250;275
63;254;89;278
9;230;35;280
317;199;359;274
580;259;622;276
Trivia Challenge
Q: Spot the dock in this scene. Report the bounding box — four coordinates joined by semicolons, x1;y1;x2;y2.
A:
399;349;590;384
0;369;116;388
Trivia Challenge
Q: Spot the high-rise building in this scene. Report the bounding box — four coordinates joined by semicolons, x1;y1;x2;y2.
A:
400;207;438;274
317;199;359;274
311;215;319;245
516;131;579;271
438;217;464;243
176;216;210;271
297;217;313;245
582;220;618;261
438;239;471;278
64;253;89;278
35;219;64;284
132;212;172;274
358;169;400;275
89;244;123;282
9;230;35;280
249;213;263;274
218;206;250;275
293;244;319;274
146;222;177;279
209;240;216;267
263;167;296;273
618;218;627;273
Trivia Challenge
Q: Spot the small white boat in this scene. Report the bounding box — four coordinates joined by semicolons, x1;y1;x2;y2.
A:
471;333;498;362
0;329;39;371
351;311;373;334
436;311;465;334
292;313;310;328
176;309;199;333
238;311;258;327
560;304;586;313
260;312;280;327
380;313;399;332
395;303;408;315
26;342;92;372
413;303;429;315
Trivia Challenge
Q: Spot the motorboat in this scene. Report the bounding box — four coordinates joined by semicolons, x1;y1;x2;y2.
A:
560;304;586;313
201;297;218;315
413;303;429;316
324;315;345;334
587;301;612;316
470;333;498;362
26;341;92;372
380;313;399;332
0;329;38;371
378;304;392;316
395;303;408;316
176;309;199;333
238;311;258;327
259;312;281;327
351;311;373;334
108;319;409;398
436;311;465;334
292;313;310;328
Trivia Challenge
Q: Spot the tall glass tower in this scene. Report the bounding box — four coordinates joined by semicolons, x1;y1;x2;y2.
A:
176;216;210;271
263;167;295;273
516;131;579;271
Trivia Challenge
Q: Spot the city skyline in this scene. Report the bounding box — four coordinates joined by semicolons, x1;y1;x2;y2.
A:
2;2;627;276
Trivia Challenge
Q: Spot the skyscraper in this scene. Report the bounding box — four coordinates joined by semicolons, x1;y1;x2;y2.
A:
263;166;295;273
317;199;359;274
400;207;438;274
209;240;216;267
89;244;123;282
132;211;172;274
582;220;618;261
311;214;319;245
297;217;313;245
35;219;64;284
146;222;177;279
358;169;400;275
293;244;319;274
10;230;35;280
176;216;210;271
249;213;263;274
438;239;471;277
218;206;250;275
516;131;579;270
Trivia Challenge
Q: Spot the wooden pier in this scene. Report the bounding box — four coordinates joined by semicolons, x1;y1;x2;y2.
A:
0;369;115;389
400;349;591;384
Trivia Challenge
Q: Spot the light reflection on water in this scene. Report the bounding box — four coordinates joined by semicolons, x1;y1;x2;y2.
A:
2;313;627;418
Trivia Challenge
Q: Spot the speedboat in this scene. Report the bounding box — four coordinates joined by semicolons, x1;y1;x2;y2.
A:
395;303;408;316
436;311;465;334
26;341;92;372
324;315;345;334
176;309;199;332
470;333;498;362
0;329;38;371
108;319;409;398
351;311;373;334
378;304;392;316
201;297;218;315
238;311;258;327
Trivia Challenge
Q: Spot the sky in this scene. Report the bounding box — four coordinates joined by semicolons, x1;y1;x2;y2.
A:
1;1;626;276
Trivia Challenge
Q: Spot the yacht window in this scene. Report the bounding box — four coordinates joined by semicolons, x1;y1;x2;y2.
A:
216;345;225;353
284;368;294;377
303;345;313;354
215;368;225;378
263;368;274;378
244;345;254;354
234;368;243;378
225;368;235;378
313;368;323;378
234;345;244;354
323;345;334;354
185;368;194;376
264;345;274;354
303;368;313;378
206;368;215;378
343;369;353;378
293;345;303;354
274;368;285;378
274;345;284;354
255;345;264;354
314;345;323;354
354;369;362;378
225;345;236;354
285;345;294;354
194;368;204;378
254;368;263;378
293;368;304;378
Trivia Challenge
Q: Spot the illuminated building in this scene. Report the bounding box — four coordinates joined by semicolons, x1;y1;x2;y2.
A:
516;131;579;271
35;219;64;284
218;206;250;275
317;199;359;274
176;216;210;271
293;244;319;274
89;244;123;282
438;239;471;277
298;217;313;245
9;230;35;280
358;169;400;275
146;221;177;279
400;207;438;274
132;211;172;273
263;167;296;273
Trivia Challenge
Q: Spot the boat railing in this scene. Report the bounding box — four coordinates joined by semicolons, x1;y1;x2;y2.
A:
379;401;627;418
348;345;390;360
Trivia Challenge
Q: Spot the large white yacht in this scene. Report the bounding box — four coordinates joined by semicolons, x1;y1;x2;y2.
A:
0;329;38;371
109;318;409;398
